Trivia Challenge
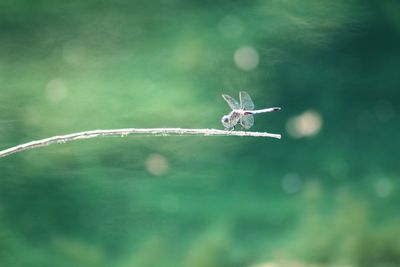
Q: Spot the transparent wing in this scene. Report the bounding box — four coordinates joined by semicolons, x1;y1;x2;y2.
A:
240;114;254;129
222;94;240;110
239;91;254;110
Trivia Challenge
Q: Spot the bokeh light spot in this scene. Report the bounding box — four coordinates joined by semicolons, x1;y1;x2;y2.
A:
286;110;322;138
45;78;68;103
282;173;302;194
145;153;169;176
234;46;259;71
374;178;392;198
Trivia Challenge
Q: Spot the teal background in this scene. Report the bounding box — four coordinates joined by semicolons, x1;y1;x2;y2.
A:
0;1;399;266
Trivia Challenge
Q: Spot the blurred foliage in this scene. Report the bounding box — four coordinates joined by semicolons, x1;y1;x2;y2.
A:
0;0;399;266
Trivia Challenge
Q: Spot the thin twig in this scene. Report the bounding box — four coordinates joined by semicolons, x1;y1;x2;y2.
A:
0;128;281;158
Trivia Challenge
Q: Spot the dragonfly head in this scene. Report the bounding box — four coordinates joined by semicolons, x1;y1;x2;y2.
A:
221;115;232;129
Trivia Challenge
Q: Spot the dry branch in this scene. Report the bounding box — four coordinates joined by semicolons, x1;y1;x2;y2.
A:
0;128;281;158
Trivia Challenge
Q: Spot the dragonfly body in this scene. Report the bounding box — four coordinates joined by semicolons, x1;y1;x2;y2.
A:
221;91;280;130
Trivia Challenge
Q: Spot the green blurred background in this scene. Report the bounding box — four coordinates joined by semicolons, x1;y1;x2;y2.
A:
0;1;399;266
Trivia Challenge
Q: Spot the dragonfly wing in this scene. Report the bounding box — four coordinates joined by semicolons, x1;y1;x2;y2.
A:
240;114;254;129
222;94;240;110
239;91;255;110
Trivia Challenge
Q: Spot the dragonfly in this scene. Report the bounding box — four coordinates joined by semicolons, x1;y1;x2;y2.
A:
221;91;280;130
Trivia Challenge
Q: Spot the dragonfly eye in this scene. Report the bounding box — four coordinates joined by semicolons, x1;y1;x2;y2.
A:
222;116;229;123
